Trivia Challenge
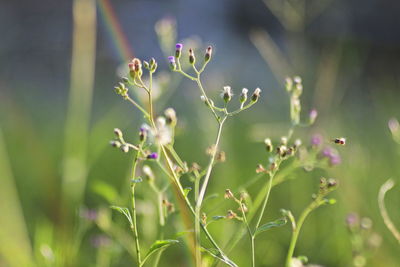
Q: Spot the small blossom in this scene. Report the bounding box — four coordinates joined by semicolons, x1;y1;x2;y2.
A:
216;151;226;162
226;210;237;219
388;117;399;134
346;213;359;228
168;56;176;70
309;109;318;124
294;139;302;148
285;77;293;92
221;86;233;103
121;144;129;153
256;164;266;173
311;134;323;147
164;108;177;125
147;152;158;160
251;88;261;102
329;154;341;166
240;88;248;103
110;140;121;148
142;165;154;181
189;48;195;64
239;203;248;213
129;58;142;73
175;43;183;58
205;46;212;62
264;138;273;152
224;189;234;199
280;136;288;146
114;128;123;139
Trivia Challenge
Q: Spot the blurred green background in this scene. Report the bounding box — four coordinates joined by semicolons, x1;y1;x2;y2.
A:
1;0;400;266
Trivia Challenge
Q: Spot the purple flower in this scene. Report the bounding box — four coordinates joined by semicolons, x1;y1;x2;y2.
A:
147;152;158;160
311;134;323;146
168;56;175;63
329;154;342;166
80;208;98;221
175;43;183;50
90;234;111;248
322;147;333;157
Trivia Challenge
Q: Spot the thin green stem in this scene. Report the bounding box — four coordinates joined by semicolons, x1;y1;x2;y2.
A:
285;197;322;267
126;95;150;118
130;152;142;266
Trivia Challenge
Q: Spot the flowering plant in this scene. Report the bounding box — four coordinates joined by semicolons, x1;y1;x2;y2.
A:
109;39;343;266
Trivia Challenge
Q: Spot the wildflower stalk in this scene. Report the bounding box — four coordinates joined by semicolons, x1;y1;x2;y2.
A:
130;151;142;266
285;178;338;267
378;179;400;244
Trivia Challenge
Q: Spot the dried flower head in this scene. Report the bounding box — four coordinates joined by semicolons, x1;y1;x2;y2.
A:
224;189;234;199
226;210;237;219
251;88;261;102
240;88;248;103
221;86;233;103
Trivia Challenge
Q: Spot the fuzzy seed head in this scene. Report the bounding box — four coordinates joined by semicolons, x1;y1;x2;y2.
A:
251;88;261;102
221;86;233;103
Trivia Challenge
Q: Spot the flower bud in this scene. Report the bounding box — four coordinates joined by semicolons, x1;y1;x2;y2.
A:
251;88;261;102
221;86;233;103
240;88;248;103
189;48;195;65
264;138;273;152
139;126;148;142
121;144;129;153
168;56;176;71
226;210;237;219
285;77;293;92
309;109;318;124
224;189;234;199
147;152;158;160
164;108;177;126
110;140;121;148
129;58;142;73
143;61;150;69
114;128;123;139
175;43;183;58
142;165;155;182
205;46;212;62
280;136;288;146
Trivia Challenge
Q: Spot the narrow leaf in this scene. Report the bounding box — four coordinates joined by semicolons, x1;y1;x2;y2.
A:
183;187;192;197
255;218;287;236
110;206;133;227
142;240;179;264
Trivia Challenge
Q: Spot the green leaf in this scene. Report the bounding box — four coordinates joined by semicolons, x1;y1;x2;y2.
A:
142;240;179;264
92;181;119;203
254;218;287;236
110;206;133;227
183;187;192;197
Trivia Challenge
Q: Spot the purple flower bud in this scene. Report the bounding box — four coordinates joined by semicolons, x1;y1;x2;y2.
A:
309;109;318;124
168;56;175;63
175;43;183;58
322;147;333;157
168;56;176;70
176;43;183;50
346;213;359;227
311;134;323;146
147;152;158;160
329;154;341;166
80;208;98;221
